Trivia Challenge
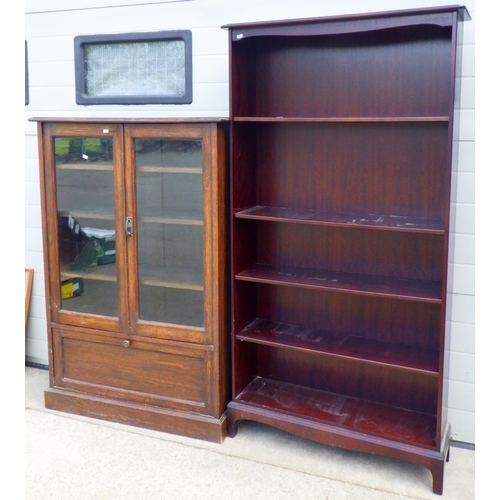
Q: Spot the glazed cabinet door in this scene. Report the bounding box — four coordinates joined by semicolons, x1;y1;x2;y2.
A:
124;123;215;344
41;121;221;343
42;122;128;333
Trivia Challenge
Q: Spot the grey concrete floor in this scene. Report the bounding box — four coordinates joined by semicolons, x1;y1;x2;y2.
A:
25;366;475;499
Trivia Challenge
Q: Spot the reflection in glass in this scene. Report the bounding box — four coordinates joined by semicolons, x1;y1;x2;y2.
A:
135;139;204;327
55;137;118;317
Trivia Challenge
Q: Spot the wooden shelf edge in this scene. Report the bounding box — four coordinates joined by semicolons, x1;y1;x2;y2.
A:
61;268;117;282
235;206;445;234
137;166;203;174
139;216;203;226
59;212;203;226
57;163;114;171
231;377;437;449
61;269;204;291
236;319;440;375
233;116;449;122
235;264;443;303
140;279;204;291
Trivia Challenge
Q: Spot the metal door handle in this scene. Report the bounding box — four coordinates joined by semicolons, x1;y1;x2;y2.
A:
126;217;133;236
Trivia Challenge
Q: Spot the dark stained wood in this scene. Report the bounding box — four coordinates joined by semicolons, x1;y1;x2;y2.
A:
236;263;442;303
254;28;453;118
223;5;470;33
252;122;450;219
236;205;446;234
236;377;437;447
253;343;438;414
233;116;450;122
237;318;440;374
34;119;230;442
225;6;468;495
226;397;450;495
254;284;441;349
253;221;445;281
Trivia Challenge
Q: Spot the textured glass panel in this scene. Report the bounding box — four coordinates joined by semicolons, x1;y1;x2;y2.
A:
135;139;204;327
84;41;186;97
55;137;118;317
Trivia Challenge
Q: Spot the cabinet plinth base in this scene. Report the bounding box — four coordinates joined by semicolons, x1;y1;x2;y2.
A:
45;387;227;444
227;401;450;495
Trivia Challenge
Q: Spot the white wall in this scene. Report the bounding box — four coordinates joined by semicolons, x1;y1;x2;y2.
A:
24;0;476;444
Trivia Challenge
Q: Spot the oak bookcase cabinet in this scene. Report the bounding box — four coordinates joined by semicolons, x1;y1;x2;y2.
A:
33;118;229;442
223;6;470;494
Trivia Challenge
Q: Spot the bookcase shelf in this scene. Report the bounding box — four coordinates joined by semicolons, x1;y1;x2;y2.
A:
137;166;203;174
224;6;469;495
236;263;442;303
236;318;440;374
234;377;437;448
233;116;450;123
235;206;445;234
57;163;114;171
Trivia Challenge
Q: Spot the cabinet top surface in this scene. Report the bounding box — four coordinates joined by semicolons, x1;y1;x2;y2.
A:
222;4;470;31
29;117;228;124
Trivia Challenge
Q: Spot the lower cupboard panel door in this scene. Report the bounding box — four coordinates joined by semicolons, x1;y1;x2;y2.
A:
52;328;212;414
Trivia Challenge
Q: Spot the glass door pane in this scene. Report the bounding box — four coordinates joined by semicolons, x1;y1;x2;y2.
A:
135;139;205;327
55;137;119;317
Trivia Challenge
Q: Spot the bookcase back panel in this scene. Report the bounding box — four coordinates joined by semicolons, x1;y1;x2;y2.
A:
255;283;441;349
254;343;438;414
233;26;453;118
255;221;444;282
254;122;450;219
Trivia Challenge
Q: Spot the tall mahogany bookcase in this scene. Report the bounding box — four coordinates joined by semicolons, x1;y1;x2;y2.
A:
223;5;470;494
